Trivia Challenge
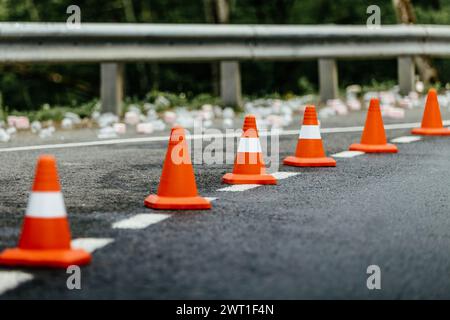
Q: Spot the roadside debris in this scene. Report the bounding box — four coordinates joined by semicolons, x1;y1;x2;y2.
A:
7;116;30;130
38;126;55;139
113;123;127;135
96;113;119;128
0;129;10;142
0;86;445;143
136;123;154;134
97;126;118;139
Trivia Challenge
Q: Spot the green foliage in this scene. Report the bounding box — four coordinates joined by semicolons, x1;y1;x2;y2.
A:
361;79;397;93
190;93;222;110
415;1;450;24
0;0;448;111
297;76;315;95
144;90;222;111
145;90;188;111
7;99;98;122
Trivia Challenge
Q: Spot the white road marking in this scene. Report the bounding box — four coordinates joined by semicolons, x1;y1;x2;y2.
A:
1;120;443;153
61;162;84;166
0;133;239;153
0;271;34;296
112;214;170;230
217;172;298;192
332;151;365;158
71;238;114;253
205;197;218;202
218;184;260;192
271;172;300;180
391;136;422;143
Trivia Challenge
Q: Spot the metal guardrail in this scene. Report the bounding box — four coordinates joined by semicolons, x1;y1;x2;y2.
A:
0;23;446;111
1;23;450;62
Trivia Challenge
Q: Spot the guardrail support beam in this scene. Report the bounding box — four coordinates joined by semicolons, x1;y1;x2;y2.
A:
101;63;124;115
319;59;338;103
398;56;415;95
220;61;242;108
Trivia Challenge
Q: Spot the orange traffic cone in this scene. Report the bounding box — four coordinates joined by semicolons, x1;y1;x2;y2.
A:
284;105;336;167
349;98;398;153
222;115;277;184
145;126;211;210
412;88;450;136
0;155;91;268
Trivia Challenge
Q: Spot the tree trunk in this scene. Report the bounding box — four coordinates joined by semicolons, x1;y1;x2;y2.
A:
215;0;230;23
392;0;416;23
204;0;231;96
392;0;438;84
25;0;40;21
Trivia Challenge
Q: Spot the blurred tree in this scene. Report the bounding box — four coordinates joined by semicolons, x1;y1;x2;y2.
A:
392;0;438;84
393;0;416;23
203;0;231;96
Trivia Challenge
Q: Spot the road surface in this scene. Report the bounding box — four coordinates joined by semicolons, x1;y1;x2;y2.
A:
1;107;450;299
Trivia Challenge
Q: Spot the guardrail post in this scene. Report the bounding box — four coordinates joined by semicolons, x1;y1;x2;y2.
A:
220;61;242;108
319;59;339;103
398;56;415;95
100;63;124;115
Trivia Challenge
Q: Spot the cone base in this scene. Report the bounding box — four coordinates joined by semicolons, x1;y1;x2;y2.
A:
0;248;91;268
349;143;398;153
222;173;277;185
283;156;336;167
411;127;450;136
144;194;211;210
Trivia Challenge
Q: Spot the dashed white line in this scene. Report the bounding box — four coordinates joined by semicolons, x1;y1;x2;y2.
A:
391;136;422;143
217;172;298;192
332;151;365;158
112;214;171;230
71;238;114;253
271;171;300;180
0;239;113;296
0;122;433;297
218;184;260;192
0;271;34;296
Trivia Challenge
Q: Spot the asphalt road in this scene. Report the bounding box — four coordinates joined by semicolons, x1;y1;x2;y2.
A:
1;108;450;299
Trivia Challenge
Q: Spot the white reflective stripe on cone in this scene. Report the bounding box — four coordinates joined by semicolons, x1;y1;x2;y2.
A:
237;138;262;153
26;192;67;218
299;125;321;140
